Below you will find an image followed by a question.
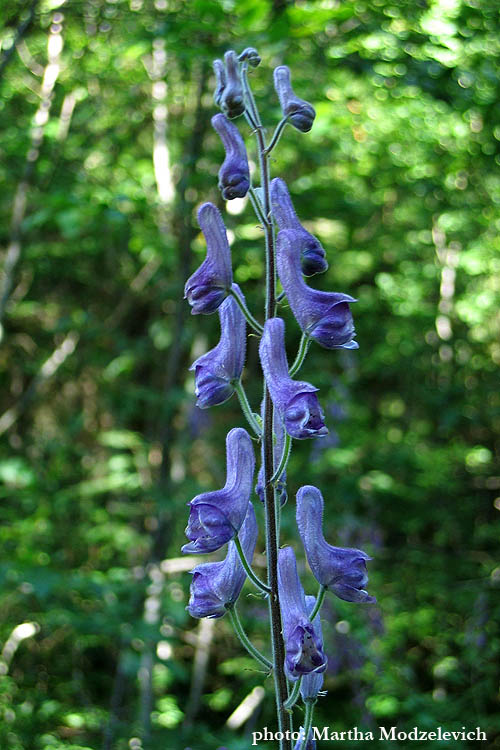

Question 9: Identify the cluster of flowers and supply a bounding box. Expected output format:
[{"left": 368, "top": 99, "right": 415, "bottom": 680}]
[{"left": 181, "top": 48, "right": 374, "bottom": 749}]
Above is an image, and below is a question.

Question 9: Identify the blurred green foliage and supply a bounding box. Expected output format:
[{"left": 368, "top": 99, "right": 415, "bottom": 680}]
[{"left": 0, "top": 0, "right": 499, "bottom": 748}]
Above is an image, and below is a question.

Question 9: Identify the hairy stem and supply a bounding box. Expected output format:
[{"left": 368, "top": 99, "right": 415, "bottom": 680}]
[
  {"left": 270, "top": 431, "right": 292, "bottom": 484},
  {"left": 309, "top": 584, "right": 327, "bottom": 622},
  {"left": 234, "top": 536, "right": 271, "bottom": 594},
  {"left": 234, "top": 380, "right": 262, "bottom": 438},
  {"left": 284, "top": 677, "right": 302, "bottom": 710},
  {"left": 229, "top": 286, "right": 264, "bottom": 334},
  {"left": 302, "top": 700, "right": 316, "bottom": 748},
  {"left": 288, "top": 332, "right": 311, "bottom": 377},
  {"left": 228, "top": 606, "right": 273, "bottom": 671}
]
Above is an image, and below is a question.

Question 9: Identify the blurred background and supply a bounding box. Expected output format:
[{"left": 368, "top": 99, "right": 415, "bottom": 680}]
[{"left": 0, "top": 0, "right": 499, "bottom": 748}]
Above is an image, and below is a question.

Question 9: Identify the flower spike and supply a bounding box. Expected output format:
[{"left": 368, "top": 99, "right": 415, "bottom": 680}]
[
  {"left": 271, "top": 178, "right": 327, "bottom": 276},
  {"left": 277, "top": 230, "right": 358, "bottom": 349},
  {"left": 184, "top": 203, "right": 233, "bottom": 315},
  {"left": 259, "top": 317, "right": 328, "bottom": 440},
  {"left": 212, "top": 113, "right": 250, "bottom": 200},
  {"left": 296, "top": 485, "right": 376, "bottom": 603},
  {"left": 278, "top": 546, "right": 327, "bottom": 681},
  {"left": 189, "top": 283, "right": 246, "bottom": 408},
  {"left": 273, "top": 65, "right": 316, "bottom": 133},
  {"left": 182, "top": 428, "right": 255, "bottom": 554},
  {"left": 187, "top": 502, "right": 258, "bottom": 619}
]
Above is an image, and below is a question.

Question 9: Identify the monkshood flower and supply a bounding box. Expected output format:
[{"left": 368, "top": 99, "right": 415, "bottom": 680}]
[
  {"left": 276, "top": 229, "right": 358, "bottom": 350},
  {"left": 187, "top": 502, "right": 258, "bottom": 618},
  {"left": 189, "top": 283, "right": 246, "bottom": 408},
  {"left": 300, "top": 595, "right": 325, "bottom": 701},
  {"left": 182, "top": 428, "right": 255, "bottom": 554},
  {"left": 259, "top": 317, "right": 328, "bottom": 440},
  {"left": 278, "top": 546, "right": 327, "bottom": 681},
  {"left": 255, "top": 404, "right": 287, "bottom": 506},
  {"left": 270, "top": 178, "right": 327, "bottom": 277},
  {"left": 212, "top": 113, "right": 250, "bottom": 200},
  {"left": 220, "top": 50, "right": 245, "bottom": 119},
  {"left": 184, "top": 203, "right": 232, "bottom": 315},
  {"left": 273, "top": 65, "right": 316, "bottom": 133},
  {"left": 213, "top": 59, "right": 226, "bottom": 107},
  {"left": 296, "top": 485, "right": 375, "bottom": 603}
]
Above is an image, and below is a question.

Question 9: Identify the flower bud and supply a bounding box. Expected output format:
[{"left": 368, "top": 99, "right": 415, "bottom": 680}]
[
  {"left": 184, "top": 203, "right": 233, "bottom": 315},
  {"left": 238, "top": 47, "right": 261, "bottom": 68},
  {"left": 273, "top": 66, "right": 315, "bottom": 133},
  {"left": 213, "top": 59, "right": 226, "bottom": 107},
  {"left": 271, "top": 178, "right": 327, "bottom": 276},
  {"left": 212, "top": 113, "right": 250, "bottom": 200},
  {"left": 220, "top": 50, "right": 245, "bottom": 119}
]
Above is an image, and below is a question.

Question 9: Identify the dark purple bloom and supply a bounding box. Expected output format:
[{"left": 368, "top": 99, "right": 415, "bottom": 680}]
[
  {"left": 187, "top": 502, "right": 258, "bottom": 618},
  {"left": 259, "top": 317, "right": 328, "bottom": 440},
  {"left": 182, "top": 428, "right": 255, "bottom": 554},
  {"left": 270, "top": 178, "right": 327, "bottom": 276},
  {"left": 273, "top": 65, "right": 315, "bottom": 133},
  {"left": 300, "top": 595, "right": 325, "bottom": 700},
  {"left": 277, "top": 230, "right": 358, "bottom": 350},
  {"left": 213, "top": 59, "right": 226, "bottom": 107},
  {"left": 255, "top": 404, "right": 287, "bottom": 506},
  {"left": 296, "top": 485, "right": 375, "bottom": 603},
  {"left": 278, "top": 546, "right": 327, "bottom": 681},
  {"left": 189, "top": 283, "right": 246, "bottom": 408},
  {"left": 220, "top": 50, "right": 245, "bottom": 119},
  {"left": 212, "top": 113, "right": 250, "bottom": 200},
  {"left": 184, "top": 203, "right": 232, "bottom": 315}
]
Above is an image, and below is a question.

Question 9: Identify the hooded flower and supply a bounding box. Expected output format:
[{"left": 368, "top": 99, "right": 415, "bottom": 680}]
[
  {"left": 278, "top": 546, "right": 327, "bottom": 681},
  {"left": 182, "top": 428, "right": 255, "bottom": 554},
  {"left": 189, "top": 283, "right": 246, "bottom": 408},
  {"left": 259, "top": 318, "right": 328, "bottom": 440},
  {"left": 220, "top": 50, "right": 245, "bottom": 119},
  {"left": 273, "top": 65, "right": 316, "bottom": 133},
  {"left": 255, "top": 403, "right": 287, "bottom": 507},
  {"left": 276, "top": 230, "right": 358, "bottom": 350},
  {"left": 184, "top": 203, "right": 233, "bottom": 315},
  {"left": 270, "top": 178, "right": 327, "bottom": 276},
  {"left": 187, "top": 502, "right": 258, "bottom": 619},
  {"left": 300, "top": 595, "right": 325, "bottom": 701},
  {"left": 212, "top": 113, "right": 250, "bottom": 200},
  {"left": 296, "top": 485, "right": 375, "bottom": 603},
  {"left": 213, "top": 59, "right": 226, "bottom": 107}
]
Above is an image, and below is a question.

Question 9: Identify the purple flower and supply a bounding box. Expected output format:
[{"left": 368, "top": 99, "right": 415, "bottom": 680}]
[
  {"left": 259, "top": 317, "right": 328, "bottom": 440},
  {"left": 255, "top": 404, "right": 287, "bottom": 506},
  {"left": 187, "top": 502, "right": 258, "bottom": 618},
  {"left": 220, "top": 50, "right": 245, "bottom": 119},
  {"left": 277, "top": 230, "right": 358, "bottom": 350},
  {"left": 273, "top": 66, "right": 315, "bottom": 133},
  {"left": 189, "top": 283, "right": 246, "bottom": 408},
  {"left": 182, "top": 428, "right": 255, "bottom": 554},
  {"left": 184, "top": 203, "right": 233, "bottom": 315},
  {"left": 212, "top": 113, "right": 250, "bottom": 200},
  {"left": 296, "top": 485, "right": 375, "bottom": 603},
  {"left": 270, "top": 178, "right": 327, "bottom": 276},
  {"left": 278, "top": 546, "right": 327, "bottom": 681},
  {"left": 213, "top": 59, "right": 226, "bottom": 107},
  {"left": 294, "top": 732, "right": 316, "bottom": 750},
  {"left": 300, "top": 595, "right": 325, "bottom": 700}
]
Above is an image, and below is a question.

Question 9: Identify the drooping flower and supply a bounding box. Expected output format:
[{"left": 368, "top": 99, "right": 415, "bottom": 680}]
[
  {"left": 296, "top": 485, "right": 375, "bottom": 603},
  {"left": 259, "top": 317, "right": 328, "bottom": 440},
  {"left": 187, "top": 502, "right": 258, "bottom": 619},
  {"left": 270, "top": 178, "right": 327, "bottom": 276},
  {"left": 255, "top": 403, "right": 287, "bottom": 506},
  {"left": 300, "top": 595, "right": 325, "bottom": 701},
  {"left": 213, "top": 59, "right": 226, "bottom": 107},
  {"left": 182, "top": 428, "right": 255, "bottom": 554},
  {"left": 184, "top": 203, "right": 233, "bottom": 315},
  {"left": 278, "top": 546, "right": 327, "bottom": 681},
  {"left": 212, "top": 113, "right": 250, "bottom": 200},
  {"left": 273, "top": 65, "right": 315, "bottom": 133},
  {"left": 220, "top": 50, "right": 245, "bottom": 119},
  {"left": 276, "top": 230, "right": 358, "bottom": 350},
  {"left": 189, "top": 283, "right": 246, "bottom": 409}
]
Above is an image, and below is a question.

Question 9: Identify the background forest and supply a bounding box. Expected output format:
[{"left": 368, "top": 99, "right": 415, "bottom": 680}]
[{"left": 0, "top": 0, "right": 499, "bottom": 749}]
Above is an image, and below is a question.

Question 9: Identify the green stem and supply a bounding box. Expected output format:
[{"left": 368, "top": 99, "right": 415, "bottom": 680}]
[
  {"left": 309, "top": 584, "right": 327, "bottom": 622},
  {"left": 288, "top": 332, "right": 311, "bottom": 377},
  {"left": 248, "top": 187, "right": 268, "bottom": 227},
  {"left": 229, "top": 286, "right": 263, "bottom": 334},
  {"left": 301, "top": 700, "right": 316, "bottom": 748},
  {"left": 270, "top": 431, "right": 292, "bottom": 484},
  {"left": 228, "top": 605, "right": 272, "bottom": 671},
  {"left": 284, "top": 677, "right": 302, "bottom": 710},
  {"left": 264, "top": 116, "right": 289, "bottom": 156},
  {"left": 241, "top": 62, "right": 262, "bottom": 128},
  {"left": 234, "top": 536, "right": 271, "bottom": 594},
  {"left": 234, "top": 380, "right": 261, "bottom": 438}
]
